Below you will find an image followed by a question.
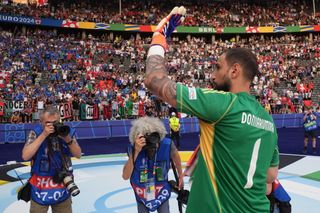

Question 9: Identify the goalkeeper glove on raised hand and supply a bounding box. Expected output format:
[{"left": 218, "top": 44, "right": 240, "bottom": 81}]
[{"left": 151, "top": 6, "right": 186, "bottom": 51}]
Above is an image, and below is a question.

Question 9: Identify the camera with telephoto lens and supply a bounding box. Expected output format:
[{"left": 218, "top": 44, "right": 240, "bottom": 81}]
[
  {"left": 53, "top": 170, "right": 80, "bottom": 197},
  {"left": 51, "top": 121, "right": 70, "bottom": 137}
]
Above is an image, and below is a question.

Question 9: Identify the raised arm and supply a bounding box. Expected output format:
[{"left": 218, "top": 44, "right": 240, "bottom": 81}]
[
  {"left": 145, "top": 55, "right": 177, "bottom": 107},
  {"left": 144, "top": 6, "right": 186, "bottom": 108}
]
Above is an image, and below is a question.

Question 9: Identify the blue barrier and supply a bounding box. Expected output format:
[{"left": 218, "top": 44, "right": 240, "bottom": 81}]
[
  {"left": 0, "top": 115, "right": 319, "bottom": 163},
  {"left": 0, "top": 117, "right": 200, "bottom": 143},
  {"left": 0, "top": 114, "right": 319, "bottom": 143}
]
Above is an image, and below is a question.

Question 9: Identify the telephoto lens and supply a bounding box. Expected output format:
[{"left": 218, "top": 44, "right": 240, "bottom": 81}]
[{"left": 63, "top": 176, "right": 80, "bottom": 196}]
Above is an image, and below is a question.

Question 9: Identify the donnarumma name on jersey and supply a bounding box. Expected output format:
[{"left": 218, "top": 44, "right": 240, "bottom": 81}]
[{"left": 241, "top": 112, "right": 274, "bottom": 133}]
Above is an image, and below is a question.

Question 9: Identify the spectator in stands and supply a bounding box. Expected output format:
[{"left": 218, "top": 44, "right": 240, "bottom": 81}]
[
  {"left": 122, "top": 117, "right": 183, "bottom": 213},
  {"left": 1, "top": 0, "right": 319, "bottom": 27},
  {"left": 125, "top": 96, "right": 134, "bottom": 119},
  {"left": 72, "top": 95, "right": 80, "bottom": 121},
  {"left": 1, "top": 27, "right": 320, "bottom": 123},
  {"left": 22, "top": 106, "right": 81, "bottom": 213},
  {"left": 32, "top": 108, "right": 40, "bottom": 123},
  {"left": 10, "top": 111, "right": 20, "bottom": 123},
  {"left": 264, "top": 100, "right": 272, "bottom": 114},
  {"left": 303, "top": 108, "right": 318, "bottom": 154}
]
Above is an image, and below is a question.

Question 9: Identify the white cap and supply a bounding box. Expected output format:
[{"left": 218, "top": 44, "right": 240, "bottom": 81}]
[{"left": 171, "top": 112, "right": 176, "bottom": 116}]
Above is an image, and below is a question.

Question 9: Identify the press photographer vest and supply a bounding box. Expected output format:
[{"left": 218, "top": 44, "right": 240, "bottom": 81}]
[
  {"left": 304, "top": 114, "right": 317, "bottom": 132},
  {"left": 29, "top": 125, "right": 71, "bottom": 205},
  {"left": 130, "top": 138, "right": 172, "bottom": 212}
]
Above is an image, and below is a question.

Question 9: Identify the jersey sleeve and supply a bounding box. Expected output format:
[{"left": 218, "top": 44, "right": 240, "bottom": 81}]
[
  {"left": 176, "top": 84, "right": 237, "bottom": 123},
  {"left": 270, "top": 146, "right": 279, "bottom": 167}
]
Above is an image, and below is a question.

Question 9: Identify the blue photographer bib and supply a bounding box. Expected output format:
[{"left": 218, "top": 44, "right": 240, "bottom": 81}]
[
  {"left": 304, "top": 114, "right": 317, "bottom": 132},
  {"left": 29, "top": 125, "right": 73, "bottom": 205},
  {"left": 130, "top": 138, "right": 172, "bottom": 212}
]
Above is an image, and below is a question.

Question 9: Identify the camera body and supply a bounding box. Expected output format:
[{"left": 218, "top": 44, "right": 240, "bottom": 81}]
[
  {"left": 144, "top": 132, "right": 161, "bottom": 149},
  {"left": 53, "top": 170, "right": 80, "bottom": 197},
  {"left": 143, "top": 132, "right": 161, "bottom": 159},
  {"left": 50, "top": 121, "right": 70, "bottom": 137},
  {"left": 169, "top": 180, "right": 189, "bottom": 205}
]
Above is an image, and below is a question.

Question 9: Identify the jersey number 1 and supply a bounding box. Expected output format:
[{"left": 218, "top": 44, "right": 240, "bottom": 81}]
[{"left": 244, "top": 138, "right": 261, "bottom": 189}]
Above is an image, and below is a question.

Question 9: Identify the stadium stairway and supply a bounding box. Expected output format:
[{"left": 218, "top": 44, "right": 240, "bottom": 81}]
[
  {"left": 273, "top": 80, "right": 288, "bottom": 97},
  {"left": 312, "top": 73, "right": 320, "bottom": 103}
]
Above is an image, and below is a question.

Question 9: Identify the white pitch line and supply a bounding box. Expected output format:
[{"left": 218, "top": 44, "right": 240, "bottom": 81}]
[{"left": 280, "top": 179, "right": 320, "bottom": 201}]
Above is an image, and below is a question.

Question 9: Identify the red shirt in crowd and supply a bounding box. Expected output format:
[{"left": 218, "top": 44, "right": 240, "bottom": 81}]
[
  {"left": 281, "top": 96, "right": 288, "bottom": 105},
  {"left": 103, "top": 104, "right": 112, "bottom": 120},
  {"left": 304, "top": 100, "right": 312, "bottom": 108},
  {"left": 138, "top": 100, "right": 145, "bottom": 116},
  {"left": 307, "top": 82, "right": 314, "bottom": 91}
]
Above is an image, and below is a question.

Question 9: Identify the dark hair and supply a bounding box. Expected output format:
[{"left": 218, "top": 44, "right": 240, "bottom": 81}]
[{"left": 225, "top": 48, "right": 258, "bottom": 81}]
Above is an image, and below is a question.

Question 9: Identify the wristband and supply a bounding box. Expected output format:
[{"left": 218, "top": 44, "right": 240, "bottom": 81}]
[
  {"left": 150, "top": 33, "right": 168, "bottom": 51},
  {"left": 147, "top": 45, "right": 165, "bottom": 58}
]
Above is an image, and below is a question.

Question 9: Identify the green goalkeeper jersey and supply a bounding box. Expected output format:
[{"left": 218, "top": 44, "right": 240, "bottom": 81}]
[{"left": 177, "top": 84, "right": 279, "bottom": 213}]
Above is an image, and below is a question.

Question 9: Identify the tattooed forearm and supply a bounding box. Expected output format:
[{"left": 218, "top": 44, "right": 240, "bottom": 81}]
[
  {"left": 146, "top": 55, "right": 166, "bottom": 75},
  {"left": 148, "top": 77, "right": 177, "bottom": 105},
  {"left": 145, "top": 55, "right": 177, "bottom": 107}
]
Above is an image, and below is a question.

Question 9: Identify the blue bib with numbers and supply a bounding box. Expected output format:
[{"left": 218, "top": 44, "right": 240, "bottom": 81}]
[
  {"left": 130, "top": 138, "right": 172, "bottom": 212},
  {"left": 29, "top": 125, "right": 71, "bottom": 205},
  {"left": 304, "top": 114, "right": 317, "bottom": 132}
]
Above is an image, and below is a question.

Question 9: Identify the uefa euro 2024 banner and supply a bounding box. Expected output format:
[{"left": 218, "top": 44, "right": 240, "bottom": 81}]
[
  {"left": 0, "top": 14, "right": 38, "bottom": 25},
  {"left": 1, "top": 13, "right": 320, "bottom": 34}
]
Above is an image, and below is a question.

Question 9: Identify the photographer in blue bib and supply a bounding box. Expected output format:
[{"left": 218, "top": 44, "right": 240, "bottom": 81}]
[
  {"left": 22, "top": 106, "right": 82, "bottom": 213},
  {"left": 122, "top": 117, "right": 183, "bottom": 213},
  {"left": 303, "top": 107, "right": 318, "bottom": 154}
]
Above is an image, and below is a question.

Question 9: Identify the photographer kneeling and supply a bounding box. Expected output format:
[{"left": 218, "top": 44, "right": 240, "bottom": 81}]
[
  {"left": 122, "top": 117, "right": 183, "bottom": 213},
  {"left": 22, "top": 106, "right": 82, "bottom": 213}
]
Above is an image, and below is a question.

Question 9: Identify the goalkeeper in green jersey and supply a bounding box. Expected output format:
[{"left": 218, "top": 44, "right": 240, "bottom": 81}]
[{"left": 144, "top": 6, "right": 279, "bottom": 213}]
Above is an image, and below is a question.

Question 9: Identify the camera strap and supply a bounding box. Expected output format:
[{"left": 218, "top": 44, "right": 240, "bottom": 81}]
[
  {"left": 132, "top": 146, "right": 159, "bottom": 180},
  {"left": 152, "top": 152, "right": 158, "bottom": 176},
  {"left": 13, "top": 168, "right": 25, "bottom": 185},
  {"left": 47, "top": 138, "right": 70, "bottom": 173}
]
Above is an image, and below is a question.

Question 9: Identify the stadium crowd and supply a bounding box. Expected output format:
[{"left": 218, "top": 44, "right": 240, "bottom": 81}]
[
  {"left": 0, "top": 0, "right": 319, "bottom": 27},
  {"left": 0, "top": 27, "right": 319, "bottom": 123}
]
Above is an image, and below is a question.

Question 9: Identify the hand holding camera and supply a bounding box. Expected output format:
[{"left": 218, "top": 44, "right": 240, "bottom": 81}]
[
  {"left": 134, "top": 132, "right": 161, "bottom": 159},
  {"left": 51, "top": 121, "right": 70, "bottom": 138},
  {"left": 42, "top": 121, "right": 70, "bottom": 138},
  {"left": 135, "top": 134, "right": 146, "bottom": 153},
  {"left": 42, "top": 122, "right": 55, "bottom": 137}
]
